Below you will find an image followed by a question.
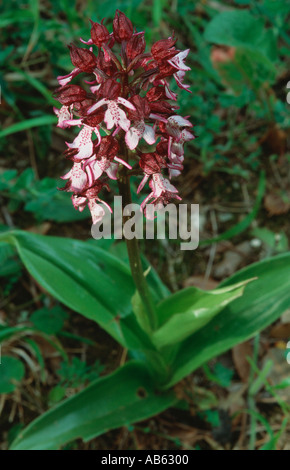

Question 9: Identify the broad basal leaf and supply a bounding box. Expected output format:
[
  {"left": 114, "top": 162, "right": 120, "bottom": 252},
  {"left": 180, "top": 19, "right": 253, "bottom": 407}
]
[
  {"left": 165, "top": 253, "right": 290, "bottom": 388},
  {"left": 10, "top": 361, "right": 176, "bottom": 450},
  {"left": 152, "top": 280, "right": 251, "bottom": 349},
  {"left": 0, "top": 231, "right": 152, "bottom": 351}
]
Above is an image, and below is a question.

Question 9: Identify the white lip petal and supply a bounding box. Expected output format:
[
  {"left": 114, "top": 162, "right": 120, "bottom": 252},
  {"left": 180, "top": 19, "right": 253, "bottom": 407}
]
[
  {"left": 168, "top": 49, "right": 190, "bottom": 71},
  {"left": 143, "top": 125, "right": 156, "bottom": 145},
  {"left": 117, "top": 97, "right": 136, "bottom": 110},
  {"left": 88, "top": 98, "right": 107, "bottom": 114},
  {"left": 125, "top": 127, "right": 141, "bottom": 150}
]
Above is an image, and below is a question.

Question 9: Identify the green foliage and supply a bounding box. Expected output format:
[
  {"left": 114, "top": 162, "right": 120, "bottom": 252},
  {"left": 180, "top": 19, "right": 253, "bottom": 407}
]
[
  {"left": 10, "top": 362, "right": 176, "bottom": 450},
  {"left": 0, "top": 169, "right": 90, "bottom": 222},
  {"left": 165, "top": 252, "right": 290, "bottom": 387},
  {"left": 0, "top": 356, "right": 25, "bottom": 394},
  {"left": 56, "top": 357, "right": 104, "bottom": 388},
  {"left": 204, "top": 10, "right": 277, "bottom": 60},
  {"left": 30, "top": 306, "right": 68, "bottom": 334},
  {"left": 1, "top": 227, "right": 290, "bottom": 448},
  {"left": 1, "top": 0, "right": 290, "bottom": 450},
  {"left": 0, "top": 230, "right": 159, "bottom": 352},
  {"left": 152, "top": 280, "right": 252, "bottom": 349}
]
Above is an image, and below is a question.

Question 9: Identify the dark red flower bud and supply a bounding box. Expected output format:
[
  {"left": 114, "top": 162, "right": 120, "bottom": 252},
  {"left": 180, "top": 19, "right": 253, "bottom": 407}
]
[
  {"left": 83, "top": 112, "right": 104, "bottom": 127},
  {"left": 113, "top": 10, "right": 133, "bottom": 42},
  {"left": 156, "top": 141, "right": 168, "bottom": 156},
  {"left": 90, "top": 20, "right": 110, "bottom": 47},
  {"left": 139, "top": 153, "right": 166, "bottom": 175},
  {"left": 69, "top": 44, "right": 97, "bottom": 73},
  {"left": 98, "top": 78, "right": 121, "bottom": 100},
  {"left": 151, "top": 37, "right": 177, "bottom": 62},
  {"left": 95, "top": 135, "right": 119, "bottom": 160},
  {"left": 96, "top": 50, "right": 118, "bottom": 77},
  {"left": 85, "top": 180, "right": 110, "bottom": 199},
  {"left": 126, "top": 32, "right": 146, "bottom": 60},
  {"left": 128, "top": 95, "right": 150, "bottom": 120},
  {"left": 73, "top": 98, "right": 95, "bottom": 116},
  {"left": 53, "top": 85, "right": 87, "bottom": 105},
  {"left": 150, "top": 101, "right": 177, "bottom": 115},
  {"left": 146, "top": 86, "right": 167, "bottom": 102},
  {"left": 156, "top": 62, "right": 176, "bottom": 79}
]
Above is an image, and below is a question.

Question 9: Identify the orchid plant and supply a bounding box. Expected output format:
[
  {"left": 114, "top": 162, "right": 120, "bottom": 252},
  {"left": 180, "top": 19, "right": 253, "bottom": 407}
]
[{"left": 2, "top": 11, "right": 290, "bottom": 450}]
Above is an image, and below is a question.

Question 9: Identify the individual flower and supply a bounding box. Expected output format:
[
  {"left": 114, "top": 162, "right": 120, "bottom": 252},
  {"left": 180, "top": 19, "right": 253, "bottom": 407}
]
[
  {"left": 60, "top": 161, "right": 88, "bottom": 192},
  {"left": 84, "top": 135, "right": 132, "bottom": 182},
  {"left": 89, "top": 20, "right": 110, "bottom": 47},
  {"left": 140, "top": 173, "right": 181, "bottom": 218},
  {"left": 72, "top": 181, "right": 112, "bottom": 224},
  {"left": 65, "top": 125, "right": 101, "bottom": 160},
  {"left": 113, "top": 10, "right": 133, "bottom": 42},
  {"left": 88, "top": 79, "right": 136, "bottom": 132},
  {"left": 53, "top": 105, "right": 73, "bottom": 128},
  {"left": 125, "top": 96, "right": 155, "bottom": 150}
]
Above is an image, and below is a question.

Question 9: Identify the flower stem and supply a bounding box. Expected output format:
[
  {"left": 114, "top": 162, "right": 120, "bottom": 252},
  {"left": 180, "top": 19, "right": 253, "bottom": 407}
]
[{"left": 117, "top": 148, "right": 157, "bottom": 332}]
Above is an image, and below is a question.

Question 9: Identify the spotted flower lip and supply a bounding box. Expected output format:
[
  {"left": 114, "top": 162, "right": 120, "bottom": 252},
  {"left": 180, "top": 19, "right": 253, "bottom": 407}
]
[
  {"left": 88, "top": 97, "right": 136, "bottom": 132},
  {"left": 168, "top": 49, "right": 191, "bottom": 71},
  {"left": 54, "top": 10, "right": 194, "bottom": 224},
  {"left": 54, "top": 105, "right": 73, "bottom": 128},
  {"left": 60, "top": 162, "right": 88, "bottom": 192},
  {"left": 140, "top": 173, "right": 182, "bottom": 219},
  {"left": 65, "top": 125, "right": 101, "bottom": 160}
]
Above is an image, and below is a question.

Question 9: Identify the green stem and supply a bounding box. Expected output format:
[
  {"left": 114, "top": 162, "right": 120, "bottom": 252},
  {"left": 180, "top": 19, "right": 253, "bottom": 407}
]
[{"left": 117, "top": 164, "right": 158, "bottom": 332}]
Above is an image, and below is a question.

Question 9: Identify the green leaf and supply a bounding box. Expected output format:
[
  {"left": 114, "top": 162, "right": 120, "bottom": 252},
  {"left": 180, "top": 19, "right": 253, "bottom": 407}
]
[
  {"left": 48, "top": 385, "right": 66, "bottom": 404},
  {"left": 0, "top": 242, "right": 21, "bottom": 277},
  {"left": 24, "top": 180, "right": 91, "bottom": 222},
  {"left": 152, "top": 280, "right": 251, "bottom": 349},
  {"left": 132, "top": 290, "right": 151, "bottom": 333},
  {"left": 0, "top": 356, "right": 25, "bottom": 394},
  {"left": 0, "top": 230, "right": 152, "bottom": 351},
  {"left": 30, "top": 306, "right": 68, "bottom": 335},
  {"left": 10, "top": 361, "right": 176, "bottom": 450},
  {"left": 165, "top": 252, "right": 290, "bottom": 388},
  {"left": 0, "top": 326, "right": 29, "bottom": 343},
  {"left": 204, "top": 10, "right": 277, "bottom": 60},
  {"left": 0, "top": 169, "right": 17, "bottom": 190},
  {"left": 0, "top": 116, "right": 56, "bottom": 139}
]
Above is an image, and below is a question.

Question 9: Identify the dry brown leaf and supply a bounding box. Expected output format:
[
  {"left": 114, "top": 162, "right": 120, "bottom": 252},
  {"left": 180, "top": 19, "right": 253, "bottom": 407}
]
[
  {"left": 26, "top": 222, "right": 52, "bottom": 235},
  {"left": 264, "top": 191, "right": 290, "bottom": 216},
  {"left": 232, "top": 341, "right": 253, "bottom": 382},
  {"left": 183, "top": 275, "right": 219, "bottom": 290},
  {"left": 262, "top": 124, "right": 287, "bottom": 156},
  {"left": 270, "top": 322, "right": 290, "bottom": 339}
]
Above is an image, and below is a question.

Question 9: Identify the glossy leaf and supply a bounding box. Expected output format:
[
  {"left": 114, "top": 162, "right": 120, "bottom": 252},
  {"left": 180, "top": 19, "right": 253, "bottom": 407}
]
[
  {"left": 165, "top": 253, "right": 290, "bottom": 388},
  {"left": 11, "top": 361, "right": 176, "bottom": 450},
  {"left": 0, "top": 230, "right": 152, "bottom": 351},
  {"left": 152, "top": 280, "right": 251, "bottom": 349}
]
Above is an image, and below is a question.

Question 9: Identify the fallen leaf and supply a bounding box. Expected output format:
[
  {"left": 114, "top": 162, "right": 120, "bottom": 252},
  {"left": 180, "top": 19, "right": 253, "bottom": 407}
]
[
  {"left": 183, "top": 276, "right": 219, "bottom": 290},
  {"left": 232, "top": 341, "right": 253, "bottom": 382},
  {"left": 270, "top": 323, "right": 290, "bottom": 339},
  {"left": 264, "top": 191, "right": 290, "bottom": 216}
]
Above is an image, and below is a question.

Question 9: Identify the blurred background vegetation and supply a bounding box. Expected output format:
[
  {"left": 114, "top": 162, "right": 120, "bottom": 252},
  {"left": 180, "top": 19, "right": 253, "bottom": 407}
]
[{"left": 0, "top": 0, "right": 290, "bottom": 450}]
